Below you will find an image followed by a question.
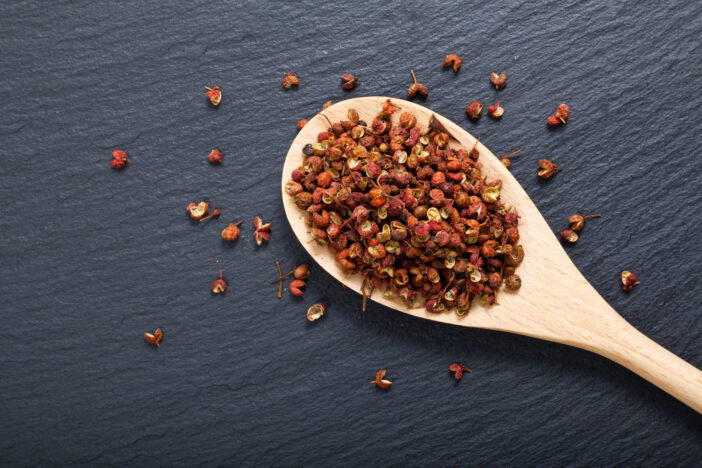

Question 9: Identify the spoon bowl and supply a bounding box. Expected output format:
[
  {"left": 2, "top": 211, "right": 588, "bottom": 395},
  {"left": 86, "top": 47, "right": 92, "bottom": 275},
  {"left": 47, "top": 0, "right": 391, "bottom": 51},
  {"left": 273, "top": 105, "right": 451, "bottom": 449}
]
[{"left": 282, "top": 96, "right": 702, "bottom": 412}]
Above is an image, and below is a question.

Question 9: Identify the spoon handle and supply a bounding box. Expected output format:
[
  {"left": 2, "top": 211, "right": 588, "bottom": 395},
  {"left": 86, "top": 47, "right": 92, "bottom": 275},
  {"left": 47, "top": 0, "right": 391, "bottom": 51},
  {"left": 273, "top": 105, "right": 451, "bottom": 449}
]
[{"left": 584, "top": 316, "right": 702, "bottom": 413}]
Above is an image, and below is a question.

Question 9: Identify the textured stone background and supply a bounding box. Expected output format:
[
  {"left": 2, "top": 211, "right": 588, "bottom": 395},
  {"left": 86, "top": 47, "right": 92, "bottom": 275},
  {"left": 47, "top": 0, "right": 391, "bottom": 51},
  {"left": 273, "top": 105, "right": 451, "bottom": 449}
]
[{"left": 1, "top": 0, "right": 702, "bottom": 466}]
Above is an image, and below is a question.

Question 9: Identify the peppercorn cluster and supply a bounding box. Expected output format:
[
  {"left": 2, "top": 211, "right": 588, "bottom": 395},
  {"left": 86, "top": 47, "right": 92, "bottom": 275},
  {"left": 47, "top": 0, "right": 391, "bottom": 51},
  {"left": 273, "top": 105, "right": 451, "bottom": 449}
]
[{"left": 285, "top": 100, "right": 524, "bottom": 314}]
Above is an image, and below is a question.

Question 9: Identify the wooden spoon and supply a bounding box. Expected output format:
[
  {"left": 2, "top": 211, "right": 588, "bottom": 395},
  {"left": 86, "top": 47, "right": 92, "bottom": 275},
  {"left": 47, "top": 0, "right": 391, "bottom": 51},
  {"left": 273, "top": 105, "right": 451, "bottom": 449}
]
[{"left": 281, "top": 96, "right": 702, "bottom": 413}]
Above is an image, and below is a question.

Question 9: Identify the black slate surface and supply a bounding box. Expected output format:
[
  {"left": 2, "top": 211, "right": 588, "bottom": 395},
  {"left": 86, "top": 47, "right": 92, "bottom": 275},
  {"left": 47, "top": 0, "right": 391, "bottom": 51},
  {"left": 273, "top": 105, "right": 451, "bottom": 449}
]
[{"left": 1, "top": 0, "right": 702, "bottom": 465}]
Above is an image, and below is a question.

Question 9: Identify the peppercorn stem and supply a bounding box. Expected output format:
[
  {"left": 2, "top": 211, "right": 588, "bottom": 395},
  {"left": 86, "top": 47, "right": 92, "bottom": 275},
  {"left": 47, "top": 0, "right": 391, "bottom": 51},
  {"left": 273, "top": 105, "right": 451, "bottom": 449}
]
[
  {"left": 501, "top": 148, "right": 523, "bottom": 159},
  {"left": 269, "top": 269, "right": 295, "bottom": 284},
  {"left": 275, "top": 261, "right": 284, "bottom": 299},
  {"left": 200, "top": 209, "right": 221, "bottom": 222},
  {"left": 410, "top": 69, "right": 417, "bottom": 85},
  {"left": 582, "top": 214, "right": 602, "bottom": 219}
]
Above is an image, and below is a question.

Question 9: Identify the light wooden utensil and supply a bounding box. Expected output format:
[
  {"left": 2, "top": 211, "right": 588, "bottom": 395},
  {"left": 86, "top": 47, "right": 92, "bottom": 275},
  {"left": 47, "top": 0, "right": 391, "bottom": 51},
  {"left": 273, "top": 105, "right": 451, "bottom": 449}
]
[{"left": 281, "top": 96, "right": 702, "bottom": 413}]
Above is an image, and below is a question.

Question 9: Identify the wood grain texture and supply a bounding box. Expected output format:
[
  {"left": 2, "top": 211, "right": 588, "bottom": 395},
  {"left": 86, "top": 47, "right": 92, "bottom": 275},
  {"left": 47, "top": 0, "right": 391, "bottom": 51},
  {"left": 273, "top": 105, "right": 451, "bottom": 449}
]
[{"left": 282, "top": 96, "right": 702, "bottom": 413}]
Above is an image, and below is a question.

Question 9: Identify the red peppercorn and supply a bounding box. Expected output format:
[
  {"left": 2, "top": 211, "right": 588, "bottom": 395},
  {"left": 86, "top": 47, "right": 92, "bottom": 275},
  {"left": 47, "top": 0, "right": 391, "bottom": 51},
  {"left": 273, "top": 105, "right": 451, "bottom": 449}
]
[
  {"left": 289, "top": 279, "right": 306, "bottom": 296},
  {"left": 556, "top": 103, "right": 570, "bottom": 123},
  {"left": 407, "top": 69, "right": 428, "bottom": 99},
  {"left": 449, "top": 363, "right": 472, "bottom": 380},
  {"left": 205, "top": 86, "right": 221, "bottom": 106},
  {"left": 207, "top": 149, "right": 223, "bottom": 164},
  {"left": 212, "top": 269, "right": 227, "bottom": 294},
  {"left": 442, "top": 54, "right": 462, "bottom": 72},
  {"left": 490, "top": 72, "right": 507, "bottom": 89},
  {"left": 621, "top": 271, "right": 640, "bottom": 291},
  {"left": 282, "top": 72, "right": 300, "bottom": 89},
  {"left": 297, "top": 119, "right": 308, "bottom": 131},
  {"left": 144, "top": 328, "right": 163, "bottom": 347},
  {"left": 341, "top": 73, "right": 360, "bottom": 90},
  {"left": 110, "top": 150, "right": 129, "bottom": 169},
  {"left": 487, "top": 103, "right": 504, "bottom": 119},
  {"left": 547, "top": 115, "right": 561, "bottom": 126},
  {"left": 466, "top": 101, "right": 483, "bottom": 119}
]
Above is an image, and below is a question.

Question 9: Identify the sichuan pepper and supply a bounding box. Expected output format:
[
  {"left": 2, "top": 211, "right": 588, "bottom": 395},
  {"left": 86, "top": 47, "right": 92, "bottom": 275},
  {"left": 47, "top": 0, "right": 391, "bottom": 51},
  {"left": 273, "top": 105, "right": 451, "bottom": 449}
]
[
  {"left": 297, "top": 119, "right": 308, "bottom": 131},
  {"left": 537, "top": 159, "right": 562, "bottom": 179},
  {"left": 307, "top": 303, "right": 328, "bottom": 321},
  {"left": 449, "top": 363, "right": 472, "bottom": 380},
  {"left": 547, "top": 103, "right": 570, "bottom": 125},
  {"left": 110, "top": 150, "right": 130, "bottom": 169},
  {"left": 621, "top": 271, "right": 640, "bottom": 291},
  {"left": 569, "top": 214, "right": 601, "bottom": 231},
  {"left": 499, "top": 148, "right": 523, "bottom": 169},
  {"left": 285, "top": 104, "right": 524, "bottom": 315},
  {"left": 466, "top": 101, "right": 483, "bottom": 119},
  {"left": 253, "top": 216, "right": 271, "bottom": 246},
  {"left": 144, "top": 328, "right": 163, "bottom": 347},
  {"left": 205, "top": 86, "right": 221, "bottom": 106},
  {"left": 490, "top": 72, "right": 507, "bottom": 89},
  {"left": 208, "top": 149, "right": 223, "bottom": 164},
  {"left": 289, "top": 279, "right": 306, "bottom": 297},
  {"left": 284, "top": 101, "right": 525, "bottom": 313},
  {"left": 187, "top": 201, "right": 209, "bottom": 220},
  {"left": 442, "top": 54, "right": 462, "bottom": 72},
  {"left": 407, "top": 69, "right": 428, "bottom": 99},
  {"left": 341, "top": 73, "right": 360, "bottom": 90},
  {"left": 561, "top": 214, "right": 601, "bottom": 242},
  {"left": 487, "top": 103, "right": 504, "bottom": 119},
  {"left": 212, "top": 269, "right": 227, "bottom": 294},
  {"left": 221, "top": 220, "right": 243, "bottom": 241},
  {"left": 294, "top": 264, "right": 311, "bottom": 279},
  {"left": 282, "top": 72, "right": 299, "bottom": 89},
  {"left": 370, "top": 369, "right": 392, "bottom": 389}
]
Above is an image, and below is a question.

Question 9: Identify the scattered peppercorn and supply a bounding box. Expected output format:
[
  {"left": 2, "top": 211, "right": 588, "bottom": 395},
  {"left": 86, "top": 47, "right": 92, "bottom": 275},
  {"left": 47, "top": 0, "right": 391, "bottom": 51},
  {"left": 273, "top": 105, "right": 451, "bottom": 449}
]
[
  {"left": 212, "top": 269, "right": 227, "bottom": 294},
  {"left": 199, "top": 208, "right": 221, "bottom": 222},
  {"left": 407, "top": 69, "right": 428, "bottom": 99},
  {"left": 556, "top": 103, "right": 570, "bottom": 123},
  {"left": 621, "top": 271, "right": 640, "bottom": 291},
  {"left": 487, "top": 103, "right": 504, "bottom": 119},
  {"left": 221, "top": 220, "right": 243, "bottom": 241},
  {"left": 297, "top": 119, "right": 308, "bottom": 132},
  {"left": 253, "top": 216, "right": 271, "bottom": 246},
  {"left": 207, "top": 149, "right": 223, "bottom": 164},
  {"left": 547, "top": 103, "right": 570, "bottom": 126},
  {"left": 490, "top": 72, "right": 507, "bottom": 89},
  {"left": 282, "top": 72, "right": 300, "bottom": 89},
  {"left": 285, "top": 103, "right": 525, "bottom": 313},
  {"left": 537, "top": 159, "right": 562, "bottom": 179},
  {"left": 187, "top": 201, "right": 209, "bottom": 220},
  {"left": 294, "top": 264, "right": 311, "bottom": 280},
  {"left": 499, "top": 148, "right": 523, "bottom": 169},
  {"left": 289, "top": 279, "right": 306, "bottom": 297},
  {"left": 341, "top": 73, "right": 360, "bottom": 90},
  {"left": 144, "top": 328, "right": 163, "bottom": 347},
  {"left": 205, "top": 86, "right": 221, "bottom": 106},
  {"left": 110, "top": 150, "right": 130, "bottom": 169},
  {"left": 442, "top": 54, "right": 462, "bottom": 72},
  {"left": 307, "top": 303, "right": 328, "bottom": 321},
  {"left": 568, "top": 214, "right": 601, "bottom": 232},
  {"left": 560, "top": 229, "right": 579, "bottom": 243},
  {"left": 547, "top": 115, "right": 561, "bottom": 126},
  {"left": 466, "top": 101, "right": 483, "bottom": 119},
  {"left": 370, "top": 369, "right": 392, "bottom": 389},
  {"left": 449, "top": 362, "right": 472, "bottom": 380}
]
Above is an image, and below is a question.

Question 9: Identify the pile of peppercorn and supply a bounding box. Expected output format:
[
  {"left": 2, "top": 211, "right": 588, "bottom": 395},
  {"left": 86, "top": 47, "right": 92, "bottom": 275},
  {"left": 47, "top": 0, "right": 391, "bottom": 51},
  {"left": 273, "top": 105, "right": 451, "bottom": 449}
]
[{"left": 285, "top": 99, "right": 523, "bottom": 314}]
